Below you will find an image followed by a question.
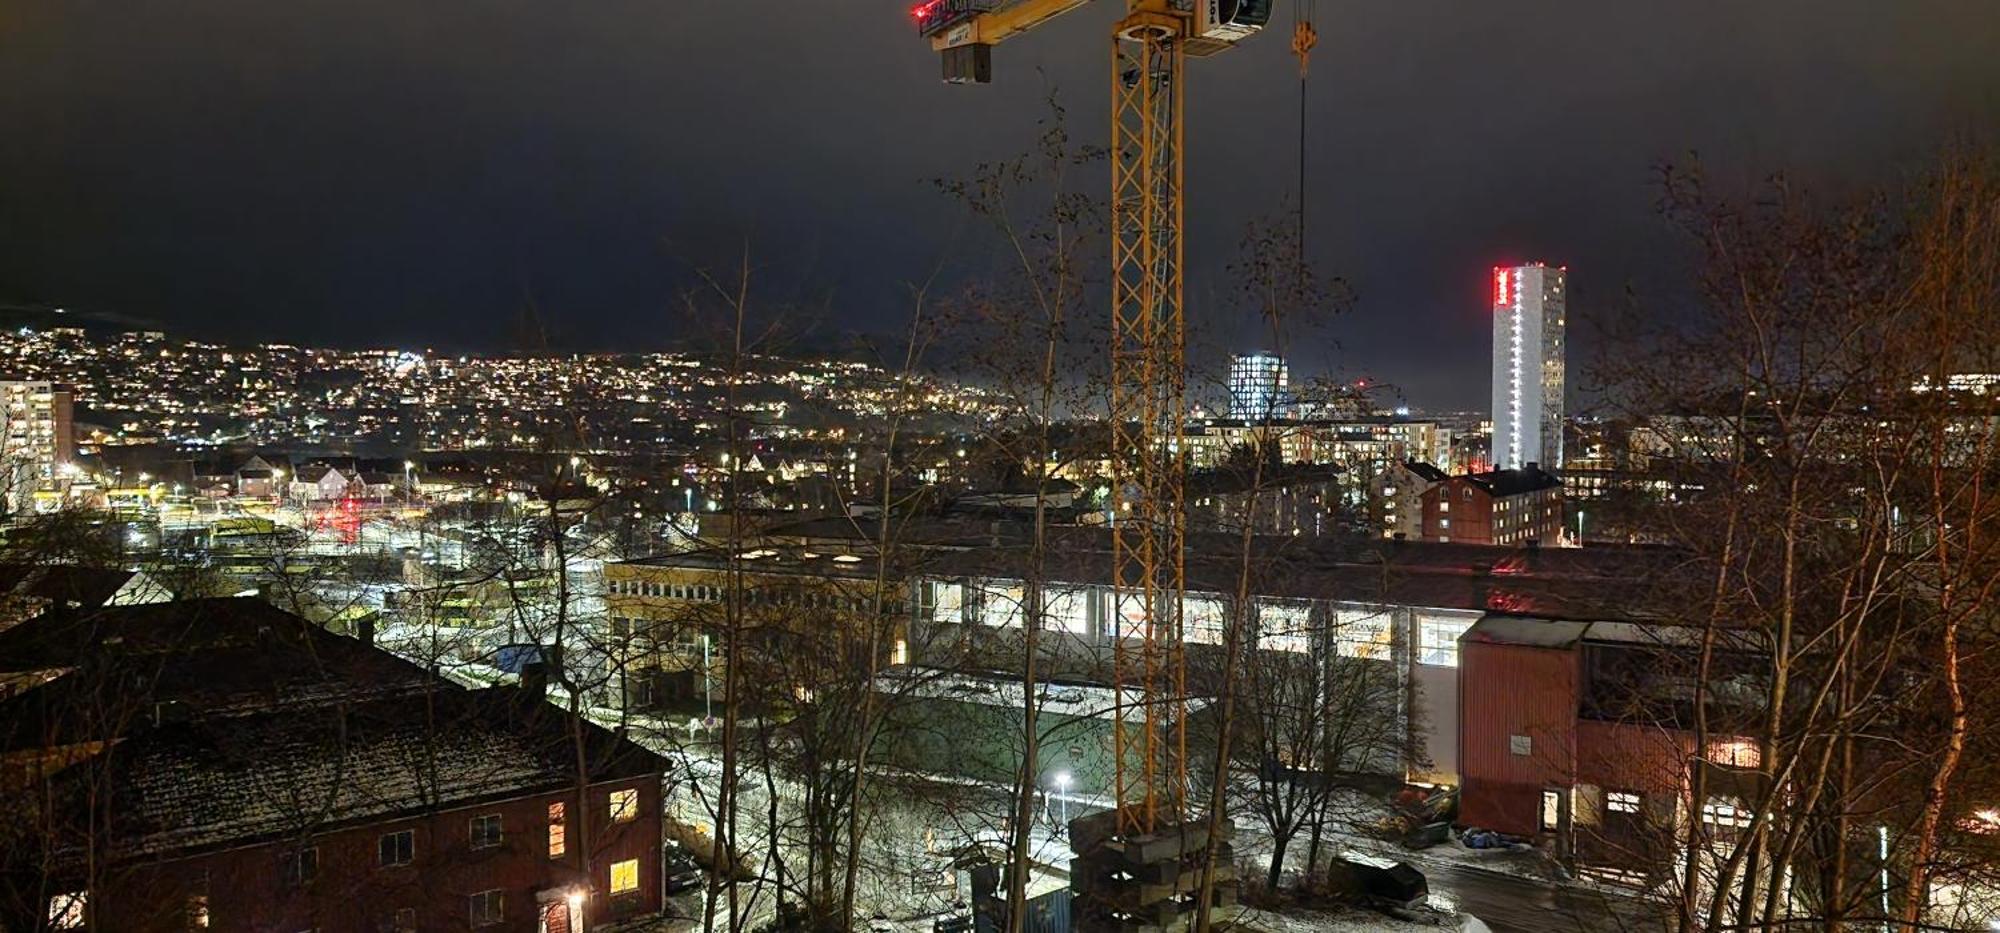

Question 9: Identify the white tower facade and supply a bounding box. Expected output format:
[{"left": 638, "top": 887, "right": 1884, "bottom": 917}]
[{"left": 1490, "top": 264, "right": 1565, "bottom": 469}]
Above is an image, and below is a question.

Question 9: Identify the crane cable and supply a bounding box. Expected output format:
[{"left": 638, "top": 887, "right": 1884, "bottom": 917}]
[{"left": 1291, "top": 0, "right": 1317, "bottom": 280}]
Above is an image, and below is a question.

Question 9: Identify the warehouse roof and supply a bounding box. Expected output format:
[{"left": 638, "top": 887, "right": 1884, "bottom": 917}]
[{"left": 616, "top": 528, "right": 1695, "bottom": 625}]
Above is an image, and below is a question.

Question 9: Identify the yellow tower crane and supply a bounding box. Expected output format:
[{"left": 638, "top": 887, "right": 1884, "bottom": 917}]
[{"left": 913, "top": 0, "right": 1273, "bottom": 839}]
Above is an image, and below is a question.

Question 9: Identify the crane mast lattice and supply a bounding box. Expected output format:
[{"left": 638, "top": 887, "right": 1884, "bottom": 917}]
[{"left": 914, "top": 0, "right": 1270, "bottom": 842}]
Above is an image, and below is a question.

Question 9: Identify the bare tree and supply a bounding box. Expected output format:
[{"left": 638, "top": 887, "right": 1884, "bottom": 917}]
[
  {"left": 934, "top": 88, "right": 1105, "bottom": 933},
  {"left": 1591, "top": 145, "right": 2000, "bottom": 931}
]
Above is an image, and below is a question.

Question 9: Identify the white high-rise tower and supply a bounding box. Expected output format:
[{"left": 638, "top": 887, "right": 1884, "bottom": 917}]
[{"left": 1490, "top": 264, "right": 1565, "bottom": 470}]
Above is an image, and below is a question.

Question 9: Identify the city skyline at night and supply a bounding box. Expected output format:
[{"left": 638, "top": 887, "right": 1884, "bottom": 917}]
[
  {"left": 4, "top": 3, "right": 1997, "bottom": 407},
  {"left": 3, "top": 5, "right": 1999, "bottom": 932}
]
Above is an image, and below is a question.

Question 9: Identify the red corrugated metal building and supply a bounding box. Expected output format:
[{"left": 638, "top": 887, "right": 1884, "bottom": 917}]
[{"left": 1457, "top": 618, "right": 1587, "bottom": 837}]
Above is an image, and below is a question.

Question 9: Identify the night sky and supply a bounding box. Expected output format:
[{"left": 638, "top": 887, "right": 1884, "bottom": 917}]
[{"left": 3, "top": 2, "right": 1996, "bottom": 408}]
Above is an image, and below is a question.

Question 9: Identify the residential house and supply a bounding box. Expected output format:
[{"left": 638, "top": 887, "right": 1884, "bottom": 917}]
[
  {"left": 1420, "top": 464, "right": 1565, "bottom": 546},
  {"left": 1373, "top": 460, "right": 1448, "bottom": 540},
  {"left": 0, "top": 597, "right": 669, "bottom": 932}
]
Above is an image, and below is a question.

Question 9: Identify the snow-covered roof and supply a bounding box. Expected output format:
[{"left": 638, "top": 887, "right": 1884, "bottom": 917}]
[
  {"left": 876, "top": 668, "right": 1208, "bottom": 720},
  {"left": 70, "top": 687, "right": 663, "bottom": 861}
]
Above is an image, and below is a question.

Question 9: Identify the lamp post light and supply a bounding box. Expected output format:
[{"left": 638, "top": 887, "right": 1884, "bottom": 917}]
[
  {"left": 702, "top": 634, "right": 714, "bottom": 723},
  {"left": 1052, "top": 771, "right": 1071, "bottom": 833}
]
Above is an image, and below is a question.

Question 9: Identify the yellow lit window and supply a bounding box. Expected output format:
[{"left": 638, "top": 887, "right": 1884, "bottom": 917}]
[
  {"left": 48, "top": 891, "right": 86, "bottom": 930},
  {"left": 548, "top": 802, "right": 567, "bottom": 858},
  {"left": 609, "top": 788, "right": 638, "bottom": 823},
  {"left": 611, "top": 858, "right": 640, "bottom": 894}
]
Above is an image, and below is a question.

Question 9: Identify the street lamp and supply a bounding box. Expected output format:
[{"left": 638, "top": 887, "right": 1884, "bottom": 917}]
[
  {"left": 1052, "top": 771, "right": 1071, "bottom": 832},
  {"left": 701, "top": 634, "right": 714, "bottom": 723}
]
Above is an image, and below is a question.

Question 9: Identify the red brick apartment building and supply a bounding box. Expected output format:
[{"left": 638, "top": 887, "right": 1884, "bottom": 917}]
[
  {"left": 0, "top": 597, "right": 668, "bottom": 932},
  {"left": 1421, "top": 464, "right": 1564, "bottom": 546}
]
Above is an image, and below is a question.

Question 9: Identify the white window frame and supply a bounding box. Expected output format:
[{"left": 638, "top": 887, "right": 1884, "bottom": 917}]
[
  {"left": 1041, "top": 586, "right": 1092, "bottom": 635},
  {"left": 1257, "top": 600, "right": 1313, "bottom": 654},
  {"left": 470, "top": 813, "right": 503, "bottom": 849},
  {"left": 1416, "top": 613, "right": 1474, "bottom": 667},
  {"left": 548, "top": 801, "right": 567, "bottom": 858},
  {"left": 1540, "top": 789, "right": 1563, "bottom": 832},
  {"left": 284, "top": 845, "right": 319, "bottom": 886},
  {"left": 1332, "top": 608, "right": 1392, "bottom": 660},
  {"left": 1607, "top": 790, "right": 1641, "bottom": 814},
  {"left": 977, "top": 580, "right": 1024, "bottom": 628},
  {"left": 469, "top": 889, "right": 504, "bottom": 927},
  {"left": 609, "top": 787, "right": 639, "bottom": 823},
  {"left": 1702, "top": 796, "right": 1753, "bottom": 829},
  {"left": 1182, "top": 594, "right": 1227, "bottom": 646},
  {"left": 1107, "top": 590, "right": 1149, "bottom": 640},
  {"left": 378, "top": 829, "right": 414, "bottom": 867},
  {"left": 611, "top": 857, "right": 642, "bottom": 895}
]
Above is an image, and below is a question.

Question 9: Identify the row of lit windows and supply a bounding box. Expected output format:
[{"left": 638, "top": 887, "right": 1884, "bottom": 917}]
[
  {"left": 43, "top": 789, "right": 650, "bottom": 930},
  {"left": 610, "top": 578, "right": 895, "bottom": 615},
  {"left": 609, "top": 578, "right": 723, "bottom": 601},
  {"left": 925, "top": 580, "right": 1476, "bottom": 667}
]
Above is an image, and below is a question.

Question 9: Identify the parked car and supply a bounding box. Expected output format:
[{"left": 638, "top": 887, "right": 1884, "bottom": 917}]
[{"left": 665, "top": 844, "right": 704, "bottom": 894}]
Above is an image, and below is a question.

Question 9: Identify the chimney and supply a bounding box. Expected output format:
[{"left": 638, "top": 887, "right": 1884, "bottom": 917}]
[
  {"left": 1524, "top": 461, "right": 1539, "bottom": 473},
  {"left": 151, "top": 699, "right": 192, "bottom": 728},
  {"left": 520, "top": 661, "right": 549, "bottom": 703},
  {"left": 357, "top": 614, "right": 375, "bottom": 647}
]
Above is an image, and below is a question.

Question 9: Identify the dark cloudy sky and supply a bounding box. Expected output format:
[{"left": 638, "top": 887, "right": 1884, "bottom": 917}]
[{"left": 2, "top": 2, "right": 1996, "bottom": 408}]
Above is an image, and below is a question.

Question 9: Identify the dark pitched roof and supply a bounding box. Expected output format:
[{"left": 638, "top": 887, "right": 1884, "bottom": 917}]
[
  {"left": 1186, "top": 462, "right": 1343, "bottom": 496},
  {"left": 0, "top": 564, "right": 141, "bottom": 610},
  {"left": 1463, "top": 465, "right": 1563, "bottom": 497},
  {"left": 354, "top": 457, "right": 411, "bottom": 474},
  {"left": 632, "top": 526, "right": 1692, "bottom": 624},
  {"left": 0, "top": 598, "right": 438, "bottom": 750},
  {"left": 50, "top": 686, "right": 666, "bottom": 862},
  {"left": 1403, "top": 461, "right": 1449, "bottom": 483},
  {"left": 295, "top": 464, "right": 344, "bottom": 482}
]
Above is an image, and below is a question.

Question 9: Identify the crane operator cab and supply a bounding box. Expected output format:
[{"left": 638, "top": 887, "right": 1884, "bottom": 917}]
[{"left": 1195, "top": 0, "right": 1273, "bottom": 45}]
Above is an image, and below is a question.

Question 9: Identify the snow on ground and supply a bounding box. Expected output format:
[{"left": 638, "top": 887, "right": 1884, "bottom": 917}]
[
  {"left": 1345, "top": 830, "right": 1556, "bottom": 886},
  {"left": 1224, "top": 903, "right": 1468, "bottom": 933},
  {"left": 593, "top": 707, "right": 1553, "bottom": 930}
]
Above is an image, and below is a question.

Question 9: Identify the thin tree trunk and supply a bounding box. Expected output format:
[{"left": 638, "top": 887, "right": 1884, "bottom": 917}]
[
  {"left": 1900, "top": 455, "right": 1976, "bottom": 926},
  {"left": 1265, "top": 831, "right": 1291, "bottom": 892},
  {"left": 841, "top": 281, "right": 933, "bottom": 926},
  {"left": 1194, "top": 443, "right": 1266, "bottom": 932}
]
